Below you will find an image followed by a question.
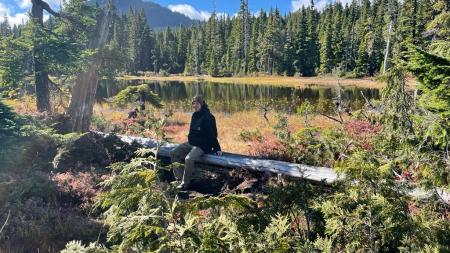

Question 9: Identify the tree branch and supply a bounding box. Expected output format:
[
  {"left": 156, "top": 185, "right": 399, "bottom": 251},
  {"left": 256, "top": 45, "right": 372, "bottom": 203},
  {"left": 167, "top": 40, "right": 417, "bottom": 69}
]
[
  {"left": 360, "top": 90, "right": 375, "bottom": 109},
  {"left": 0, "top": 211, "right": 10, "bottom": 235},
  {"left": 38, "top": 0, "right": 60, "bottom": 17},
  {"left": 318, "top": 112, "right": 343, "bottom": 124},
  {"left": 48, "top": 77, "right": 69, "bottom": 98},
  {"left": 36, "top": 0, "right": 84, "bottom": 27}
]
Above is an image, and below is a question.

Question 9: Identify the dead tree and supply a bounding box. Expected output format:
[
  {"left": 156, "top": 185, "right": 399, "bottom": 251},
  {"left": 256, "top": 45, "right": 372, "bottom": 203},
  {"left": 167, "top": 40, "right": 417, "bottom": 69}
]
[
  {"left": 66, "top": 1, "right": 114, "bottom": 132},
  {"left": 31, "top": 0, "right": 83, "bottom": 113},
  {"left": 258, "top": 100, "right": 272, "bottom": 122},
  {"left": 318, "top": 79, "right": 351, "bottom": 126},
  {"left": 31, "top": 0, "right": 60, "bottom": 113},
  {"left": 383, "top": 20, "right": 393, "bottom": 74}
]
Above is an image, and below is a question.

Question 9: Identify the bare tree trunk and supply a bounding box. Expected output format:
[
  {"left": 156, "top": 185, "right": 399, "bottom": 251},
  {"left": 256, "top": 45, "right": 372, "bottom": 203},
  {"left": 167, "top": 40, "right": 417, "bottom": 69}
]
[
  {"left": 31, "top": 0, "right": 50, "bottom": 112},
  {"left": 243, "top": 0, "right": 249, "bottom": 74},
  {"left": 67, "top": 3, "right": 113, "bottom": 132},
  {"left": 383, "top": 20, "right": 393, "bottom": 74}
]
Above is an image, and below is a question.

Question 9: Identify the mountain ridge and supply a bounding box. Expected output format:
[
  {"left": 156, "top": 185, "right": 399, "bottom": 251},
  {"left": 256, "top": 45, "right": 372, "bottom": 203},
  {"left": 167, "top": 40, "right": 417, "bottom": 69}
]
[{"left": 93, "top": 0, "right": 195, "bottom": 28}]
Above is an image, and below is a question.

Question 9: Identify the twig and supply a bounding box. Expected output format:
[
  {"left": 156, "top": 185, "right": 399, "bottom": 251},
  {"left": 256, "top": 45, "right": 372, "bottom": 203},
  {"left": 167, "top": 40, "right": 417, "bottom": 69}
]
[
  {"left": 0, "top": 211, "right": 11, "bottom": 235},
  {"left": 318, "top": 112, "right": 343, "bottom": 124},
  {"left": 258, "top": 103, "right": 271, "bottom": 123},
  {"left": 360, "top": 90, "right": 375, "bottom": 109},
  {"left": 434, "top": 187, "right": 450, "bottom": 206},
  {"left": 48, "top": 78, "right": 70, "bottom": 98}
]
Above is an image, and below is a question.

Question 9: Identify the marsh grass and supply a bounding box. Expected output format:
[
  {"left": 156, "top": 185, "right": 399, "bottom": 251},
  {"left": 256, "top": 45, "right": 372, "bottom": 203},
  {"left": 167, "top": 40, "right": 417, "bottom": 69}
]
[
  {"left": 5, "top": 98, "right": 341, "bottom": 155},
  {"left": 119, "top": 74, "right": 388, "bottom": 89},
  {"left": 91, "top": 102, "right": 340, "bottom": 154}
]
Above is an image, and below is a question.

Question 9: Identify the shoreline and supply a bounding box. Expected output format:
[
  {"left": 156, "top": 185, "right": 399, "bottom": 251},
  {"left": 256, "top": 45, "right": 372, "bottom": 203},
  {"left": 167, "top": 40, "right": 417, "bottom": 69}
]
[{"left": 118, "top": 74, "right": 395, "bottom": 89}]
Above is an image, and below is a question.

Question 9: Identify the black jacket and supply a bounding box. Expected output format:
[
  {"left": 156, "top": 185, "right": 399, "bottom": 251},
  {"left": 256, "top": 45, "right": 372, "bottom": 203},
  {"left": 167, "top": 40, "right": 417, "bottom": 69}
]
[{"left": 188, "top": 107, "right": 221, "bottom": 154}]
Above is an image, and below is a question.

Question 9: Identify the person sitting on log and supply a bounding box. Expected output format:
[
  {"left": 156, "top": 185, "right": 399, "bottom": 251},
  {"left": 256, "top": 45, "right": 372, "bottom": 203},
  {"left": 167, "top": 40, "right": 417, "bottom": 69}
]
[{"left": 169, "top": 95, "right": 222, "bottom": 190}]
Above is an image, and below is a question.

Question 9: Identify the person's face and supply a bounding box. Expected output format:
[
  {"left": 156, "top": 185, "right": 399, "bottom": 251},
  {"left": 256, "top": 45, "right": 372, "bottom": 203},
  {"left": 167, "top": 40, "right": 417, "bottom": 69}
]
[{"left": 192, "top": 101, "right": 202, "bottom": 112}]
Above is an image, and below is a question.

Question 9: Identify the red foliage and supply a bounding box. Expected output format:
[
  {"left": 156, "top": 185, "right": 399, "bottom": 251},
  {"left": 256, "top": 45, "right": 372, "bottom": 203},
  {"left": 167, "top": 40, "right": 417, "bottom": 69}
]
[
  {"left": 344, "top": 120, "right": 382, "bottom": 150},
  {"left": 196, "top": 209, "right": 211, "bottom": 221},
  {"left": 344, "top": 120, "right": 382, "bottom": 137},
  {"left": 51, "top": 171, "right": 101, "bottom": 209},
  {"left": 247, "top": 135, "right": 293, "bottom": 162}
]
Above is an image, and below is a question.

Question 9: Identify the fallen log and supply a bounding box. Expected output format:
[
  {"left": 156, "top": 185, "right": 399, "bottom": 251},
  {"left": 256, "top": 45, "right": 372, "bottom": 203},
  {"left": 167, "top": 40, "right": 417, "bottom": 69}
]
[
  {"left": 114, "top": 134, "right": 449, "bottom": 204},
  {"left": 117, "top": 135, "right": 339, "bottom": 184}
]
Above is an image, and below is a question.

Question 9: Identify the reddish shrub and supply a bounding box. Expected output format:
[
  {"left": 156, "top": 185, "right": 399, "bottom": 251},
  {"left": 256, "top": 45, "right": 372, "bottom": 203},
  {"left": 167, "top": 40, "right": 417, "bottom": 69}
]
[
  {"left": 51, "top": 171, "right": 101, "bottom": 209},
  {"left": 248, "top": 135, "right": 293, "bottom": 162},
  {"left": 0, "top": 198, "right": 104, "bottom": 253},
  {"left": 345, "top": 120, "right": 382, "bottom": 137},
  {"left": 344, "top": 120, "right": 382, "bottom": 150}
]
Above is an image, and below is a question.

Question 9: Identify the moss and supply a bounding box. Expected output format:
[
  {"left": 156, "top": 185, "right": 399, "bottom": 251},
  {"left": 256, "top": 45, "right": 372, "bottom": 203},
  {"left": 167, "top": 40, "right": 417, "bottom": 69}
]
[
  {"left": 52, "top": 133, "right": 110, "bottom": 171},
  {"left": 52, "top": 132, "right": 139, "bottom": 171}
]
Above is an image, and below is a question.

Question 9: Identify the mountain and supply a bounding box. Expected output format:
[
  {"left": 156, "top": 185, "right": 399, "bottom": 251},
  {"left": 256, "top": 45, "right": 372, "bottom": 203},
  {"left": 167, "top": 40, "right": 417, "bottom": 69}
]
[{"left": 93, "top": 0, "right": 195, "bottom": 28}]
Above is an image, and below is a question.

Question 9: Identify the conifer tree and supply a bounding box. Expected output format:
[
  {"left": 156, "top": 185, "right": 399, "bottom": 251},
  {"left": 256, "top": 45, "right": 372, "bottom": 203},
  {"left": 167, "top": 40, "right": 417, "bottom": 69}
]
[
  {"left": 319, "top": 5, "right": 334, "bottom": 73},
  {"left": 304, "top": 1, "right": 319, "bottom": 76}
]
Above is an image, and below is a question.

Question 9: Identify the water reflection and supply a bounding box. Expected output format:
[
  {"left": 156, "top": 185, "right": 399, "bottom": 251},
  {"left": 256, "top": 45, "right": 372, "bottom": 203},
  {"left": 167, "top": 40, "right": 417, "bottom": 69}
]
[{"left": 97, "top": 80, "right": 380, "bottom": 114}]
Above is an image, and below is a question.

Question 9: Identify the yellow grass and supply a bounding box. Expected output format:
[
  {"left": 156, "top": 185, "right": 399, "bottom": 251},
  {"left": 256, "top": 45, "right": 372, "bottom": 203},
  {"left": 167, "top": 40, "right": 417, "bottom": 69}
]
[
  {"left": 119, "top": 74, "right": 390, "bottom": 89},
  {"left": 4, "top": 96, "right": 37, "bottom": 115},
  {"left": 5, "top": 97, "right": 340, "bottom": 155},
  {"left": 92, "top": 103, "right": 340, "bottom": 154},
  {"left": 159, "top": 110, "right": 339, "bottom": 155}
]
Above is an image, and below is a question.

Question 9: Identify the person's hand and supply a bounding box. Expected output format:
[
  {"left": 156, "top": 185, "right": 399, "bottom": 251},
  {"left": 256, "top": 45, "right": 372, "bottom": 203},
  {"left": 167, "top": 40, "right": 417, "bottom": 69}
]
[{"left": 216, "top": 151, "right": 223, "bottom": 156}]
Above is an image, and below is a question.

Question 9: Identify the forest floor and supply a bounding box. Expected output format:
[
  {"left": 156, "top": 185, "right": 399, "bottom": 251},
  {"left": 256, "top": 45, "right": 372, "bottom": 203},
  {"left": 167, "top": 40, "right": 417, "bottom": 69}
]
[{"left": 118, "top": 74, "right": 418, "bottom": 89}]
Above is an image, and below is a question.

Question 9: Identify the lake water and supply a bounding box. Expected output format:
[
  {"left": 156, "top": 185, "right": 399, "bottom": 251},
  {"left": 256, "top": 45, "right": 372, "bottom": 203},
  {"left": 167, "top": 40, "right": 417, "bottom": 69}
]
[{"left": 96, "top": 79, "right": 380, "bottom": 114}]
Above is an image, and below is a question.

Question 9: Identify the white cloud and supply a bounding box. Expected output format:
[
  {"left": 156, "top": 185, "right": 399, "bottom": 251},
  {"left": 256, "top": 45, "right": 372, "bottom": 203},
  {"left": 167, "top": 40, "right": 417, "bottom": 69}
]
[
  {"left": 0, "top": 3, "right": 9, "bottom": 15},
  {"left": 0, "top": 0, "right": 61, "bottom": 26},
  {"left": 0, "top": 2, "right": 29, "bottom": 26},
  {"left": 251, "top": 11, "right": 260, "bottom": 17},
  {"left": 292, "top": 0, "right": 350, "bottom": 12},
  {"left": 216, "top": 12, "right": 228, "bottom": 19},
  {"left": 15, "top": 0, "right": 61, "bottom": 11},
  {"left": 8, "top": 12, "right": 29, "bottom": 25},
  {"left": 46, "top": 0, "right": 62, "bottom": 9},
  {"left": 291, "top": 0, "right": 308, "bottom": 12},
  {"left": 168, "top": 4, "right": 211, "bottom": 21},
  {"left": 18, "top": 0, "right": 32, "bottom": 9},
  {"left": 291, "top": 0, "right": 340, "bottom": 11},
  {"left": 336, "top": 0, "right": 355, "bottom": 6}
]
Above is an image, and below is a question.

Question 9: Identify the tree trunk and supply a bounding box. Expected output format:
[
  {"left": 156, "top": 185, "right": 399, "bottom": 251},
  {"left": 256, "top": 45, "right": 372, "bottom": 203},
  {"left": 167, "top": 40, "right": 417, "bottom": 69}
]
[
  {"left": 383, "top": 20, "right": 393, "bottom": 74},
  {"left": 67, "top": 3, "right": 113, "bottom": 132},
  {"left": 31, "top": 0, "right": 50, "bottom": 113},
  {"left": 67, "top": 65, "right": 99, "bottom": 132}
]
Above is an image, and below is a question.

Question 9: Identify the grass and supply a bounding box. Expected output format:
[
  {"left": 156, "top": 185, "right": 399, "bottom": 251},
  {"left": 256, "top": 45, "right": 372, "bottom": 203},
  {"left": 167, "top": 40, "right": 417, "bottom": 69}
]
[
  {"left": 4, "top": 97, "right": 341, "bottom": 155},
  {"left": 119, "top": 74, "right": 392, "bottom": 89},
  {"left": 91, "top": 102, "right": 340, "bottom": 155},
  {"left": 167, "top": 110, "right": 340, "bottom": 154},
  {"left": 3, "top": 96, "right": 37, "bottom": 115}
]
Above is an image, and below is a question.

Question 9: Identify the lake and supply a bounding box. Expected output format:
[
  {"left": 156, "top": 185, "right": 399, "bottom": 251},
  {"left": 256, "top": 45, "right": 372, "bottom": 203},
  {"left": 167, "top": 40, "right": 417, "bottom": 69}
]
[{"left": 96, "top": 79, "right": 380, "bottom": 114}]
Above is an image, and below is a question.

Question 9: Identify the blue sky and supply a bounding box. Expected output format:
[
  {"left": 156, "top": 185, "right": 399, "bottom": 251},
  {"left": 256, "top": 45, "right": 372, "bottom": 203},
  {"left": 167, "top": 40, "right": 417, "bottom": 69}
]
[
  {"left": 0, "top": 0, "right": 344, "bottom": 25},
  {"left": 162, "top": 0, "right": 292, "bottom": 17}
]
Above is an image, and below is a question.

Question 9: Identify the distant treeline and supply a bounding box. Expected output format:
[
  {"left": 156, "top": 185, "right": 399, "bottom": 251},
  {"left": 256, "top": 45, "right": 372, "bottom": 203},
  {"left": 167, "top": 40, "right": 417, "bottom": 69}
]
[{"left": 0, "top": 0, "right": 439, "bottom": 77}]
